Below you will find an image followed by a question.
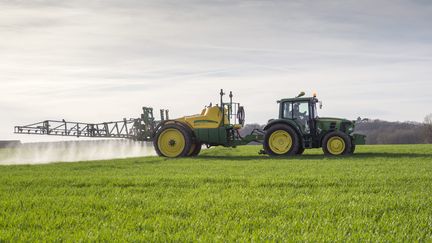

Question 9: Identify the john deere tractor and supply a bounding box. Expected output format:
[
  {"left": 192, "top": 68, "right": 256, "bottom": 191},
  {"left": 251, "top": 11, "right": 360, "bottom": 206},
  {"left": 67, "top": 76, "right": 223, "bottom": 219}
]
[
  {"left": 14, "top": 90, "right": 365, "bottom": 157},
  {"left": 262, "top": 92, "right": 365, "bottom": 156}
]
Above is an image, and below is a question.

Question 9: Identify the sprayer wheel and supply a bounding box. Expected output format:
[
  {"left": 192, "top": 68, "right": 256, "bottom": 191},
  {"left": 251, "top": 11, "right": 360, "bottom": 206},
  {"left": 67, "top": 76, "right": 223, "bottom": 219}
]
[
  {"left": 154, "top": 124, "right": 192, "bottom": 158},
  {"left": 189, "top": 142, "right": 202, "bottom": 156}
]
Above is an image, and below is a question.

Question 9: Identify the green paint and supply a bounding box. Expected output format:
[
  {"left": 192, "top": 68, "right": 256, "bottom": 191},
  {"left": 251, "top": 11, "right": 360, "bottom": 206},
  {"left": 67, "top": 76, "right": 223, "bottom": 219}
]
[{"left": 193, "top": 120, "right": 219, "bottom": 124}]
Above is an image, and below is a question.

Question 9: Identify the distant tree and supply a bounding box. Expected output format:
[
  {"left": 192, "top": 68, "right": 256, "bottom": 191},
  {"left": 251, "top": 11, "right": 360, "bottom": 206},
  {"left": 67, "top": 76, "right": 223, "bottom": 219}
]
[
  {"left": 239, "top": 123, "right": 264, "bottom": 137},
  {"left": 424, "top": 114, "right": 432, "bottom": 143},
  {"left": 355, "top": 119, "right": 425, "bottom": 144}
]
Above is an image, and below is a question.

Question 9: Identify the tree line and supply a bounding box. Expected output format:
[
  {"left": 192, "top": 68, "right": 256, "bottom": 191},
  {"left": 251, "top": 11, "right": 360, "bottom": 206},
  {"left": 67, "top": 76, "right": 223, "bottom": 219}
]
[{"left": 355, "top": 118, "right": 431, "bottom": 144}]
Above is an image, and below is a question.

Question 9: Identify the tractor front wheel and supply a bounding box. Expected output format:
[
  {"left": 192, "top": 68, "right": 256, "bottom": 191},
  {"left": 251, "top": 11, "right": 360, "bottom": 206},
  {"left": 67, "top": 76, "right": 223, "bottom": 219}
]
[
  {"left": 322, "top": 131, "right": 352, "bottom": 156},
  {"left": 154, "top": 124, "right": 193, "bottom": 158},
  {"left": 264, "top": 124, "right": 300, "bottom": 156}
]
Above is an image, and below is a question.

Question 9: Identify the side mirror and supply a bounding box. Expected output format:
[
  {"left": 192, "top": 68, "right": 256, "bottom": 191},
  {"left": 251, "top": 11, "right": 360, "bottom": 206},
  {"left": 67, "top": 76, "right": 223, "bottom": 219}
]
[{"left": 319, "top": 101, "right": 323, "bottom": 109}]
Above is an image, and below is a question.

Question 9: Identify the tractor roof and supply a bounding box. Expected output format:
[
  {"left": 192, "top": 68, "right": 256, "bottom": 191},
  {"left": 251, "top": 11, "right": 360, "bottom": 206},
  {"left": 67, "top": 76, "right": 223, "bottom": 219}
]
[{"left": 278, "top": 97, "right": 316, "bottom": 103}]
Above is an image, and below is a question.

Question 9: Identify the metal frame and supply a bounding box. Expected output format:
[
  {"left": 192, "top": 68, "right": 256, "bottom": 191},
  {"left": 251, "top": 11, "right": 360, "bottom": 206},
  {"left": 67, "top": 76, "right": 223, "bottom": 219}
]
[
  {"left": 14, "top": 119, "right": 138, "bottom": 139},
  {"left": 14, "top": 107, "right": 169, "bottom": 141}
]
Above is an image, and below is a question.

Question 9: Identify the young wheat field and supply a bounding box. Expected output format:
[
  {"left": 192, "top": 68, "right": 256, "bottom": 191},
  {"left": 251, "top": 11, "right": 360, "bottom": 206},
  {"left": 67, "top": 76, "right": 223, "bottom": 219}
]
[{"left": 0, "top": 144, "right": 431, "bottom": 241}]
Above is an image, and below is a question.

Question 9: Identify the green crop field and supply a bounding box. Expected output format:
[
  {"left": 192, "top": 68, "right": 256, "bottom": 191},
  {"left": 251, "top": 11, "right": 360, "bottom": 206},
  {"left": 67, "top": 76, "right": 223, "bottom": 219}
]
[{"left": 0, "top": 145, "right": 431, "bottom": 241}]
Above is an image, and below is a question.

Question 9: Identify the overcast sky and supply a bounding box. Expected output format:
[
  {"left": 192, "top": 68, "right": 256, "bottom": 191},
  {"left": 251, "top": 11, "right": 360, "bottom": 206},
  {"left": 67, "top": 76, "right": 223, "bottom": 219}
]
[{"left": 1, "top": 0, "right": 432, "bottom": 142}]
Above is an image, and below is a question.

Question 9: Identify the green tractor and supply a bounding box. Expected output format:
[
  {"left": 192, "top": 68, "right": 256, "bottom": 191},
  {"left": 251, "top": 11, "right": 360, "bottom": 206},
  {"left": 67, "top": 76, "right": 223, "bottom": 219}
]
[{"left": 262, "top": 92, "right": 365, "bottom": 156}]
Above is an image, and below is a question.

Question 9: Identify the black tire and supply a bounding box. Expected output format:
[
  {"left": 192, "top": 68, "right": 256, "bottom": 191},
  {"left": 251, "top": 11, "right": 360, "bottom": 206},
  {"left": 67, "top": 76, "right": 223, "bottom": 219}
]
[
  {"left": 296, "top": 147, "right": 305, "bottom": 155},
  {"left": 237, "top": 106, "right": 245, "bottom": 126},
  {"left": 153, "top": 124, "right": 193, "bottom": 158},
  {"left": 349, "top": 144, "right": 356, "bottom": 154},
  {"left": 263, "top": 124, "right": 300, "bottom": 156},
  {"left": 189, "top": 143, "right": 202, "bottom": 157},
  {"left": 322, "top": 131, "right": 352, "bottom": 156}
]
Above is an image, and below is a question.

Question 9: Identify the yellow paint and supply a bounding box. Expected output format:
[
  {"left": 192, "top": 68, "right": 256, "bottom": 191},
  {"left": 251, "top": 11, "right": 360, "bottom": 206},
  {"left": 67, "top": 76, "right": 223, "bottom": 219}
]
[
  {"left": 327, "top": 136, "right": 346, "bottom": 155},
  {"left": 176, "top": 106, "right": 230, "bottom": 129},
  {"left": 157, "top": 128, "right": 185, "bottom": 157},
  {"left": 268, "top": 130, "right": 292, "bottom": 154}
]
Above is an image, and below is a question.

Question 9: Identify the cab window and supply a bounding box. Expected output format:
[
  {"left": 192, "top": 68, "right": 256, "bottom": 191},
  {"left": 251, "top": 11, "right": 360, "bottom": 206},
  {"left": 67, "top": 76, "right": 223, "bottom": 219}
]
[
  {"left": 293, "top": 102, "right": 309, "bottom": 119},
  {"left": 282, "top": 102, "right": 293, "bottom": 119}
]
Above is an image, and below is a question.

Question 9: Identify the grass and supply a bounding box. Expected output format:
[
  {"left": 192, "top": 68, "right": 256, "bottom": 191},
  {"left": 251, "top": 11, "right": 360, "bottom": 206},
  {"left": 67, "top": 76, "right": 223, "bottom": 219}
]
[{"left": 0, "top": 145, "right": 431, "bottom": 241}]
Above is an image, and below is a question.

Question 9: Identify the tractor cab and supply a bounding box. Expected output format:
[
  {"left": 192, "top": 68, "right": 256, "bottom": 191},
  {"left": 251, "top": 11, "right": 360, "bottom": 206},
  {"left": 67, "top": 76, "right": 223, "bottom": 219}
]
[{"left": 278, "top": 93, "right": 320, "bottom": 135}]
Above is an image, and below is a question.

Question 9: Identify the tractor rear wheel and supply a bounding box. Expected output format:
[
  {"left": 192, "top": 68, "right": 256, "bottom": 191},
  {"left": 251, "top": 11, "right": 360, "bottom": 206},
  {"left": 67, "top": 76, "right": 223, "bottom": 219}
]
[
  {"left": 264, "top": 124, "right": 300, "bottom": 156},
  {"left": 349, "top": 144, "right": 356, "bottom": 154},
  {"left": 322, "top": 131, "right": 352, "bottom": 156},
  {"left": 296, "top": 147, "right": 305, "bottom": 155},
  {"left": 154, "top": 124, "right": 193, "bottom": 158}
]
